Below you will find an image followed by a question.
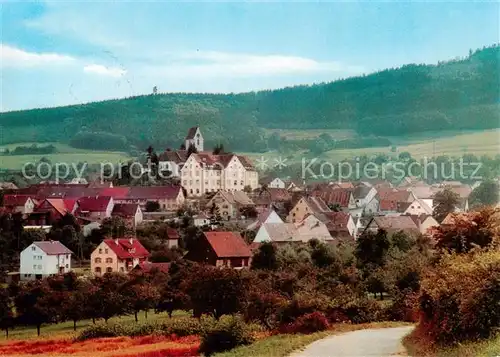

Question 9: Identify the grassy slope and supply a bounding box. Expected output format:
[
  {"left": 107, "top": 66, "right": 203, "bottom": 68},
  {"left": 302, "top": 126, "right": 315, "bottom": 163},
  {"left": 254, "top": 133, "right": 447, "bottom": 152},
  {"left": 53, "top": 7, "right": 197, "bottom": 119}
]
[
  {"left": 213, "top": 322, "right": 412, "bottom": 357},
  {"left": 403, "top": 331, "right": 500, "bottom": 357}
]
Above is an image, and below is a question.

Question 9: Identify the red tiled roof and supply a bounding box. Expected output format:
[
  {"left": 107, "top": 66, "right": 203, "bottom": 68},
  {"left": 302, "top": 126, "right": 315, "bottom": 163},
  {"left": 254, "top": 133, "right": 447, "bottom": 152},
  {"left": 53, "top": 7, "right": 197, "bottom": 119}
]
[
  {"left": 43, "top": 198, "right": 70, "bottom": 216},
  {"left": 63, "top": 199, "right": 77, "bottom": 213},
  {"left": 204, "top": 231, "right": 252, "bottom": 258},
  {"left": 136, "top": 261, "right": 170, "bottom": 273},
  {"left": 166, "top": 227, "right": 180, "bottom": 240},
  {"left": 158, "top": 150, "right": 188, "bottom": 163},
  {"left": 34, "top": 241, "right": 73, "bottom": 255},
  {"left": 127, "top": 186, "right": 181, "bottom": 200},
  {"left": 100, "top": 187, "right": 131, "bottom": 199},
  {"left": 185, "top": 126, "right": 199, "bottom": 140},
  {"left": 112, "top": 203, "right": 139, "bottom": 217},
  {"left": 372, "top": 216, "right": 420, "bottom": 233},
  {"left": 104, "top": 238, "right": 150, "bottom": 259},
  {"left": 312, "top": 188, "right": 352, "bottom": 207},
  {"left": 320, "top": 211, "right": 350, "bottom": 227},
  {"left": 3, "top": 194, "right": 31, "bottom": 207},
  {"left": 77, "top": 196, "right": 112, "bottom": 212},
  {"left": 379, "top": 189, "right": 413, "bottom": 202}
]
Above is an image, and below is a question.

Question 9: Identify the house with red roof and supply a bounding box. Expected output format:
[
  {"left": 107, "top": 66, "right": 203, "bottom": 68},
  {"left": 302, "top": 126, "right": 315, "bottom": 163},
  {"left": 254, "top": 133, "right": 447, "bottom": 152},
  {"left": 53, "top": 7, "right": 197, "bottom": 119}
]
[
  {"left": 27, "top": 198, "right": 78, "bottom": 226},
  {"left": 111, "top": 203, "right": 143, "bottom": 228},
  {"left": 165, "top": 227, "right": 180, "bottom": 248},
  {"left": 91, "top": 237, "right": 150, "bottom": 276},
  {"left": 20, "top": 241, "right": 73, "bottom": 280},
  {"left": 3, "top": 194, "right": 36, "bottom": 214},
  {"left": 184, "top": 231, "right": 252, "bottom": 268},
  {"left": 76, "top": 196, "right": 114, "bottom": 220},
  {"left": 122, "top": 185, "right": 185, "bottom": 211},
  {"left": 311, "top": 187, "right": 356, "bottom": 212}
]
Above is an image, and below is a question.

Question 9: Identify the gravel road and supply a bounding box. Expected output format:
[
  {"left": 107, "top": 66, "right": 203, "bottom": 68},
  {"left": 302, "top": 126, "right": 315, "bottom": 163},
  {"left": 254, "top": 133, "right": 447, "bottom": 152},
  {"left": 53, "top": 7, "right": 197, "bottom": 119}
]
[{"left": 289, "top": 326, "right": 414, "bottom": 357}]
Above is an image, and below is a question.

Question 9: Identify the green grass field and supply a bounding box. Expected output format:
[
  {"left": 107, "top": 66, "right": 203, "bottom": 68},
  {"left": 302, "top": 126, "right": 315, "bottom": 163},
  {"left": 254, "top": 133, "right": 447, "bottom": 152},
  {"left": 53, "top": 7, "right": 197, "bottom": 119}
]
[
  {"left": 0, "top": 129, "right": 498, "bottom": 171},
  {"left": 0, "top": 142, "right": 131, "bottom": 170},
  {"left": 0, "top": 310, "right": 188, "bottom": 341}
]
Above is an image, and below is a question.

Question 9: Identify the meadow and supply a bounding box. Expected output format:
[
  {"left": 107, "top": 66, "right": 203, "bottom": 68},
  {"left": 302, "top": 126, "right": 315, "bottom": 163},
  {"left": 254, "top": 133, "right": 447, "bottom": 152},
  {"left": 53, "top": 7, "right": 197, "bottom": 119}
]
[
  {"left": 0, "top": 142, "right": 131, "bottom": 170},
  {"left": 0, "top": 129, "right": 498, "bottom": 171}
]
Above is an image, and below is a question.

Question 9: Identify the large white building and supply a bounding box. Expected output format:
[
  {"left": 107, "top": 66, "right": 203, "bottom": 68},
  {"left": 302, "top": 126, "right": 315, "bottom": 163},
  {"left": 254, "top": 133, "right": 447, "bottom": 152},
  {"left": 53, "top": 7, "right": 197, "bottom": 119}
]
[
  {"left": 20, "top": 241, "right": 73, "bottom": 280},
  {"left": 181, "top": 153, "right": 258, "bottom": 196}
]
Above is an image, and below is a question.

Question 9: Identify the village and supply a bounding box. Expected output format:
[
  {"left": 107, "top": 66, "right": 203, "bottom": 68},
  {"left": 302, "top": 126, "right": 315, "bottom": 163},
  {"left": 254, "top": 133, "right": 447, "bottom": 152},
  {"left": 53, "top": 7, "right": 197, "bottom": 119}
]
[{"left": 0, "top": 126, "right": 485, "bottom": 280}]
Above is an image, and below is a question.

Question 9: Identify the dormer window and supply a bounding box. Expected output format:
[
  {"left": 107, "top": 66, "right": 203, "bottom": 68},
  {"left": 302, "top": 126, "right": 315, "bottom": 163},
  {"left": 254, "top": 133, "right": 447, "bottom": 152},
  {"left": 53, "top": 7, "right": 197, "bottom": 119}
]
[{"left": 129, "top": 248, "right": 136, "bottom": 254}]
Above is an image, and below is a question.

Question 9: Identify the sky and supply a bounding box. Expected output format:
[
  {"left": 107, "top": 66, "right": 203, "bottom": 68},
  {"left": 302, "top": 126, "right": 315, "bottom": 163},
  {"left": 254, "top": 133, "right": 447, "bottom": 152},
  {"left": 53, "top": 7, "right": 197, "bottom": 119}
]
[{"left": 1, "top": 1, "right": 499, "bottom": 112}]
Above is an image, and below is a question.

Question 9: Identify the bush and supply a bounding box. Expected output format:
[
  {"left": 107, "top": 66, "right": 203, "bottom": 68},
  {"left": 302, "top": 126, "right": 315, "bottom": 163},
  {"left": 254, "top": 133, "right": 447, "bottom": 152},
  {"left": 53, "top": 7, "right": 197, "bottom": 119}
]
[
  {"left": 75, "top": 323, "right": 124, "bottom": 341},
  {"left": 199, "top": 315, "right": 255, "bottom": 356},
  {"left": 340, "top": 297, "right": 385, "bottom": 324},
  {"left": 387, "top": 291, "right": 419, "bottom": 322},
  {"left": 159, "top": 317, "right": 202, "bottom": 336},
  {"left": 279, "top": 292, "right": 331, "bottom": 324},
  {"left": 75, "top": 317, "right": 202, "bottom": 341},
  {"left": 416, "top": 250, "right": 500, "bottom": 345},
  {"left": 283, "top": 312, "right": 330, "bottom": 334}
]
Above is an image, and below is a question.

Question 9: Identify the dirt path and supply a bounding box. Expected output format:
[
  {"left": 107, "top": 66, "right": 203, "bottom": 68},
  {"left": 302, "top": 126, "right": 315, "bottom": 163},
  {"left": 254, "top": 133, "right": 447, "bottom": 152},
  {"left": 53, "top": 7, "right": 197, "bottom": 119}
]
[{"left": 289, "top": 326, "right": 414, "bottom": 357}]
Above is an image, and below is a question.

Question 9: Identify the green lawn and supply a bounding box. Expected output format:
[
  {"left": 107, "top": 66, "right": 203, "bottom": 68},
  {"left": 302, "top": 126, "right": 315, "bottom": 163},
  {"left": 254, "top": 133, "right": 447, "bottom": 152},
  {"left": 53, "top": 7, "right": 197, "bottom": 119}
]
[
  {"left": 0, "top": 310, "right": 189, "bottom": 341},
  {"left": 213, "top": 322, "right": 412, "bottom": 357}
]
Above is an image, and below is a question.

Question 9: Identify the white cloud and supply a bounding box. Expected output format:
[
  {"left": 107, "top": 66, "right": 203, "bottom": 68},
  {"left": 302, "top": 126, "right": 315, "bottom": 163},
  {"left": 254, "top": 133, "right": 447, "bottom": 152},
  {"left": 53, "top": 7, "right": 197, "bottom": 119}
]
[
  {"left": 0, "top": 44, "right": 75, "bottom": 68},
  {"left": 146, "top": 51, "right": 365, "bottom": 78},
  {"left": 83, "top": 64, "right": 127, "bottom": 77}
]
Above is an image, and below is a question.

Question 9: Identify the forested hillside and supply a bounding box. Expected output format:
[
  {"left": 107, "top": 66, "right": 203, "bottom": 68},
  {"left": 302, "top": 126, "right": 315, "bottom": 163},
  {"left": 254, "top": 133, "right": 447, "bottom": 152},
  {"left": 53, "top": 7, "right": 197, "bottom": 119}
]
[{"left": 0, "top": 45, "right": 498, "bottom": 152}]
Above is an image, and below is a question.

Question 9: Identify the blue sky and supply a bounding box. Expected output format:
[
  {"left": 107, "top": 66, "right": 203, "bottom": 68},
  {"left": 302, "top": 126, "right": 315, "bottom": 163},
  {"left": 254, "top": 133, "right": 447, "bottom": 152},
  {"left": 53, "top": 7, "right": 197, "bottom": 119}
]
[{"left": 1, "top": 1, "right": 498, "bottom": 112}]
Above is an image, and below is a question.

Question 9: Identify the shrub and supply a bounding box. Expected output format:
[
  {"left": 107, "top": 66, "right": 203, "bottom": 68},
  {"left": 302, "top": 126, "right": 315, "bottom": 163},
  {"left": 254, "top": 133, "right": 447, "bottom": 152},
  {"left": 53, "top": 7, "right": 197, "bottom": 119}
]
[
  {"left": 284, "top": 312, "right": 330, "bottom": 334},
  {"left": 75, "top": 323, "right": 124, "bottom": 341},
  {"left": 340, "top": 297, "right": 384, "bottom": 324},
  {"left": 387, "top": 291, "right": 419, "bottom": 322},
  {"left": 75, "top": 317, "right": 203, "bottom": 341},
  {"left": 199, "top": 315, "right": 255, "bottom": 356},
  {"left": 159, "top": 317, "right": 202, "bottom": 336},
  {"left": 416, "top": 250, "right": 500, "bottom": 345},
  {"left": 279, "top": 292, "right": 330, "bottom": 324}
]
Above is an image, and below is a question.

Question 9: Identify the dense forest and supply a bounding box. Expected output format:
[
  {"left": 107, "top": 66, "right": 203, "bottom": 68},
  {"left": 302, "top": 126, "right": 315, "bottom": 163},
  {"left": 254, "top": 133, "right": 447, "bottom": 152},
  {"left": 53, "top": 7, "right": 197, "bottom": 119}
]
[{"left": 0, "top": 45, "right": 498, "bottom": 152}]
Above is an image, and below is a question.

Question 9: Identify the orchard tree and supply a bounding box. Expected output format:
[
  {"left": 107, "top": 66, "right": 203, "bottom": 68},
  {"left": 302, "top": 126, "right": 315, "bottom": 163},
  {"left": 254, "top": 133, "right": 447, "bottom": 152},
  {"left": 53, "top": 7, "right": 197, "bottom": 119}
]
[
  {"left": 88, "top": 273, "right": 129, "bottom": 323},
  {"left": 123, "top": 279, "right": 160, "bottom": 322},
  {"left": 14, "top": 280, "right": 58, "bottom": 336},
  {"left": 185, "top": 266, "right": 250, "bottom": 319},
  {"left": 0, "top": 287, "right": 14, "bottom": 338}
]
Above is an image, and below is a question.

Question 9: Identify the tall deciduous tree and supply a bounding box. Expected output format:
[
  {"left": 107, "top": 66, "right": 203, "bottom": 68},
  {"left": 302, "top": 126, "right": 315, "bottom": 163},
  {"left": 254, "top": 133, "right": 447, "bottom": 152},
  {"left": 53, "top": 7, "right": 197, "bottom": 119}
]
[
  {"left": 433, "top": 188, "right": 461, "bottom": 223},
  {"left": 251, "top": 242, "right": 278, "bottom": 271},
  {"left": 469, "top": 180, "right": 499, "bottom": 208}
]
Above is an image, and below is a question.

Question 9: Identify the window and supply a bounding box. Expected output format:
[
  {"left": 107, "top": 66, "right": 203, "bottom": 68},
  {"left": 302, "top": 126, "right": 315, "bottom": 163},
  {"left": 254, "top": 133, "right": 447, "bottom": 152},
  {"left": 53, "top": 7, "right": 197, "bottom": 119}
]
[
  {"left": 106, "top": 258, "right": 113, "bottom": 263},
  {"left": 234, "top": 180, "right": 237, "bottom": 185},
  {"left": 120, "top": 267, "right": 124, "bottom": 272},
  {"left": 217, "top": 180, "right": 221, "bottom": 185},
  {"left": 31, "top": 246, "right": 36, "bottom": 251},
  {"left": 95, "top": 267, "right": 101, "bottom": 274},
  {"left": 65, "top": 264, "right": 69, "bottom": 268},
  {"left": 196, "top": 189, "right": 200, "bottom": 194},
  {"left": 38, "top": 265, "right": 42, "bottom": 269},
  {"left": 33, "top": 264, "right": 37, "bottom": 270},
  {"left": 241, "top": 181, "right": 244, "bottom": 185},
  {"left": 99, "top": 248, "right": 103, "bottom": 254},
  {"left": 106, "top": 267, "right": 113, "bottom": 273},
  {"left": 104, "top": 249, "right": 108, "bottom": 254},
  {"left": 66, "top": 254, "right": 69, "bottom": 259},
  {"left": 95, "top": 258, "right": 102, "bottom": 263}
]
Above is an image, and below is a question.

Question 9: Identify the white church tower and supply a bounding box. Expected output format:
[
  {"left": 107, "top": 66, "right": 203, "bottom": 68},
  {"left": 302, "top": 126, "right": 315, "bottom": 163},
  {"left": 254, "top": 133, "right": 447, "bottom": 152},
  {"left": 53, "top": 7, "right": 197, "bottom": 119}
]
[{"left": 185, "top": 126, "right": 204, "bottom": 152}]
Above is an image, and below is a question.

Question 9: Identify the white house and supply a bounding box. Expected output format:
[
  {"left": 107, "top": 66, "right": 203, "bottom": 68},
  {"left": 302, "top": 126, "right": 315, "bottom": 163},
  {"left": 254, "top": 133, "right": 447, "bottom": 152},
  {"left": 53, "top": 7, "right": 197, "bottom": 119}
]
[
  {"left": 185, "top": 126, "right": 204, "bottom": 152},
  {"left": 3, "top": 195, "right": 36, "bottom": 214},
  {"left": 267, "top": 178, "right": 286, "bottom": 189},
  {"left": 20, "top": 241, "right": 73, "bottom": 280},
  {"left": 246, "top": 208, "right": 283, "bottom": 230},
  {"left": 193, "top": 212, "right": 211, "bottom": 227},
  {"left": 402, "top": 198, "right": 433, "bottom": 216}
]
